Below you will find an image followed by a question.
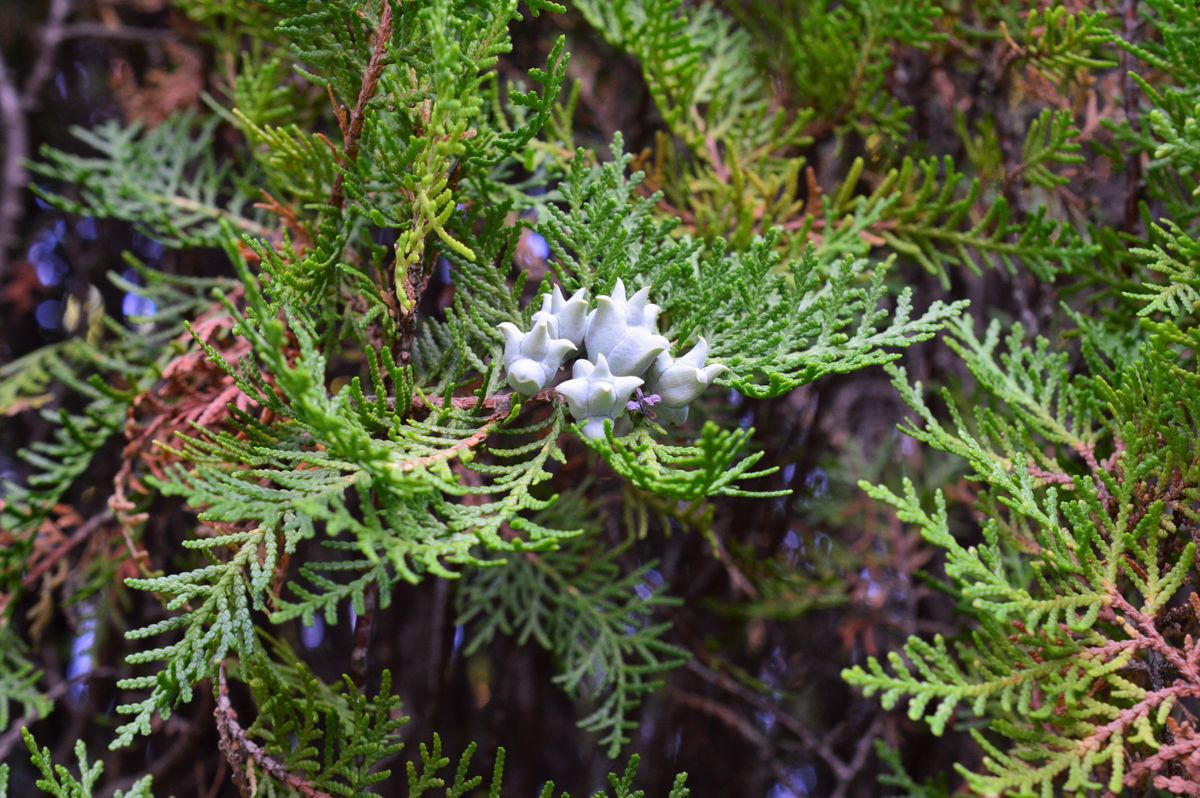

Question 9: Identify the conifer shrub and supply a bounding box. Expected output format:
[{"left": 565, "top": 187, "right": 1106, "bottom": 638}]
[{"left": 0, "top": 0, "right": 1197, "bottom": 795}]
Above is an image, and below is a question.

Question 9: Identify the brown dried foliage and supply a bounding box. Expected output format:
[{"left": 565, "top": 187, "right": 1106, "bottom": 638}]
[
  {"left": 110, "top": 39, "right": 204, "bottom": 126},
  {"left": 110, "top": 292, "right": 258, "bottom": 526}
]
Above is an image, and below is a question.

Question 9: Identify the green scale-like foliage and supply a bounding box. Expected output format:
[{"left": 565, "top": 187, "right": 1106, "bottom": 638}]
[
  {"left": 844, "top": 315, "right": 1200, "bottom": 796},
  {"left": 733, "top": 0, "right": 945, "bottom": 144},
  {"left": 849, "top": 154, "right": 1095, "bottom": 286},
  {"left": 18, "top": 730, "right": 153, "bottom": 798},
  {"left": 574, "top": 0, "right": 1100, "bottom": 288},
  {"left": 1, "top": 264, "right": 228, "bottom": 586},
  {"left": 534, "top": 139, "right": 967, "bottom": 401},
  {"left": 457, "top": 495, "right": 688, "bottom": 756},
  {"left": 835, "top": 4, "right": 1200, "bottom": 792},
  {"left": 0, "top": 630, "right": 53, "bottom": 734},
  {"left": 5, "top": 0, "right": 977, "bottom": 791},
  {"left": 28, "top": 114, "right": 269, "bottom": 248}
]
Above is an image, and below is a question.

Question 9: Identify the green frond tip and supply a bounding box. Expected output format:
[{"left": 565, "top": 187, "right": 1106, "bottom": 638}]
[
  {"left": 0, "top": 340, "right": 89, "bottom": 415},
  {"left": 233, "top": 650, "right": 407, "bottom": 795},
  {"left": 581, "top": 420, "right": 784, "bottom": 500},
  {"left": 536, "top": 141, "right": 968, "bottom": 401},
  {"left": 1018, "top": 109, "right": 1085, "bottom": 189},
  {"left": 1128, "top": 220, "right": 1200, "bottom": 318},
  {"left": 841, "top": 630, "right": 1058, "bottom": 737},
  {"left": 458, "top": 534, "right": 688, "bottom": 757},
  {"left": 24, "top": 728, "right": 155, "bottom": 798},
  {"left": 874, "top": 740, "right": 950, "bottom": 798},
  {"left": 525, "top": 0, "right": 566, "bottom": 15},
  {"left": 29, "top": 113, "right": 267, "bottom": 249},
  {"left": 0, "top": 631, "right": 53, "bottom": 731}
]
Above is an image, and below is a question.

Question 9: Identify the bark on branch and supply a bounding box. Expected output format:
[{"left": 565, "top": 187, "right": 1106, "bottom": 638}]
[{"left": 215, "top": 664, "right": 333, "bottom": 798}]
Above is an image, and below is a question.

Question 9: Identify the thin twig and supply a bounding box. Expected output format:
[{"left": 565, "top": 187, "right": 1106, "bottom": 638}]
[
  {"left": 0, "top": 0, "right": 72, "bottom": 278},
  {"left": 0, "top": 666, "right": 117, "bottom": 761},
  {"left": 685, "top": 657, "right": 876, "bottom": 789},
  {"left": 215, "top": 664, "right": 333, "bottom": 798},
  {"left": 22, "top": 0, "right": 73, "bottom": 112},
  {"left": 349, "top": 581, "right": 379, "bottom": 690},
  {"left": 328, "top": 2, "right": 393, "bottom": 211},
  {"left": 22, "top": 509, "right": 114, "bottom": 590},
  {"left": 671, "top": 688, "right": 767, "bottom": 748},
  {"left": 166, "top": 193, "right": 276, "bottom": 240},
  {"left": 391, "top": 407, "right": 509, "bottom": 472},
  {"left": 369, "top": 389, "right": 553, "bottom": 415},
  {"left": 0, "top": 50, "right": 28, "bottom": 278}
]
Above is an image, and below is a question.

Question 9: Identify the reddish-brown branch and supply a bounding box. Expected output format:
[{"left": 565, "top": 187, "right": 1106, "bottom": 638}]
[
  {"left": 1151, "top": 774, "right": 1200, "bottom": 794},
  {"left": 1126, "top": 727, "right": 1200, "bottom": 790},
  {"left": 328, "top": 2, "right": 394, "bottom": 212},
  {"left": 394, "top": 404, "right": 515, "bottom": 477},
  {"left": 409, "top": 392, "right": 515, "bottom": 413},
  {"left": 1108, "top": 591, "right": 1200, "bottom": 684},
  {"left": 21, "top": 509, "right": 113, "bottom": 590},
  {"left": 1084, "top": 682, "right": 1200, "bottom": 755},
  {"left": 369, "top": 388, "right": 557, "bottom": 416},
  {"left": 395, "top": 415, "right": 503, "bottom": 472},
  {"left": 1028, "top": 464, "right": 1076, "bottom": 488},
  {"left": 1080, "top": 589, "right": 1200, "bottom": 793},
  {"left": 215, "top": 665, "right": 333, "bottom": 798},
  {"left": 671, "top": 688, "right": 767, "bottom": 747}
]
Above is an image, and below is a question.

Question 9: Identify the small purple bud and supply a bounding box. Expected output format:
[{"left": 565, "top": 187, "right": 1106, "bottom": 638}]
[{"left": 625, "top": 388, "right": 662, "bottom": 416}]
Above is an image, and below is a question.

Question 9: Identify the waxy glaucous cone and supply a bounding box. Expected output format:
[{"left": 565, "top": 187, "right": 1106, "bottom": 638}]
[
  {"left": 646, "top": 338, "right": 727, "bottom": 424},
  {"left": 498, "top": 319, "right": 575, "bottom": 396},
  {"left": 532, "top": 285, "right": 589, "bottom": 347},
  {"left": 555, "top": 354, "right": 643, "bottom": 440},
  {"left": 585, "top": 279, "right": 669, "bottom": 377}
]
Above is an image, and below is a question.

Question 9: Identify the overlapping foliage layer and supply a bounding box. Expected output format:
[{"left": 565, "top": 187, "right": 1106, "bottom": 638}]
[
  {"left": 4, "top": 0, "right": 1200, "bottom": 795},
  {"left": 0, "top": 0, "right": 966, "bottom": 794},
  {"left": 839, "top": 2, "right": 1200, "bottom": 795}
]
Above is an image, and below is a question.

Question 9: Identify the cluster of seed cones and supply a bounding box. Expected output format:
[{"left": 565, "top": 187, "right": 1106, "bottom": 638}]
[{"left": 498, "top": 280, "right": 726, "bottom": 438}]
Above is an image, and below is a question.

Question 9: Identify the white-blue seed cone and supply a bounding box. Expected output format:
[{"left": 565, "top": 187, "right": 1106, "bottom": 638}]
[
  {"left": 531, "top": 285, "right": 589, "bottom": 347},
  {"left": 498, "top": 319, "right": 576, "bottom": 396},
  {"left": 646, "top": 337, "right": 727, "bottom": 409},
  {"left": 584, "top": 279, "right": 669, "bottom": 377},
  {"left": 555, "top": 354, "right": 643, "bottom": 439}
]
